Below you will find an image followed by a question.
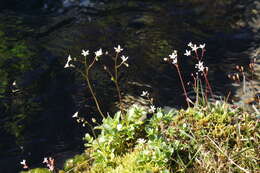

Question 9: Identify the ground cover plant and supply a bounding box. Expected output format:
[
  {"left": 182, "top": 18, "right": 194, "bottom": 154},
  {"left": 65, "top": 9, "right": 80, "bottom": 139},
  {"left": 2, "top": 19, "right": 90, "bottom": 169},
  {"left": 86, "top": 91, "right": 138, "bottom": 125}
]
[{"left": 20, "top": 43, "right": 259, "bottom": 173}]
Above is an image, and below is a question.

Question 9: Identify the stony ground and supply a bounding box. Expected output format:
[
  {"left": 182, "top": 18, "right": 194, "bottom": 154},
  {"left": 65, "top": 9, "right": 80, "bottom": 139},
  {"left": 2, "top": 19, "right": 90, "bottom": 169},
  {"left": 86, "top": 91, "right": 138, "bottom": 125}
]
[{"left": 232, "top": 0, "right": 260, "bottom": 112}]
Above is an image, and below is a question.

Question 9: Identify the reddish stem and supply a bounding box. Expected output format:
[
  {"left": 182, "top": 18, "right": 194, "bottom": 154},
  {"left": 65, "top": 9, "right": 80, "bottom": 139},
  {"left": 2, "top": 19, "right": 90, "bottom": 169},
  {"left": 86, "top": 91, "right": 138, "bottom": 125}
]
[
  {"left": 202, "top": 71, "right": 213, "bottom": 97},
  {"left": 175, "top": 64, "right": 190, "bottom": 107}
]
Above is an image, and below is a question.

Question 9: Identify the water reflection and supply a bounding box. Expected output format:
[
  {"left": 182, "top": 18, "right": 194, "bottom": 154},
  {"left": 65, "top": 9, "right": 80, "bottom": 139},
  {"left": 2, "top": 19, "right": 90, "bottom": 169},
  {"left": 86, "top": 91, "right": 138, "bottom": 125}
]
[{"left": 0, "top": 0, "right": 256, "bottom": 172}]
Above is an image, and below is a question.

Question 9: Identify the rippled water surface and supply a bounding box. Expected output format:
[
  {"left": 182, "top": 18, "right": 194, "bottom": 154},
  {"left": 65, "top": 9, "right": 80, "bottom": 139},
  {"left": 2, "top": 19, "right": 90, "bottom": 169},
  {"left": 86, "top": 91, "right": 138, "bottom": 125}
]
[{"left": 0, "top": 0, "right": 258, "bottom": 172}]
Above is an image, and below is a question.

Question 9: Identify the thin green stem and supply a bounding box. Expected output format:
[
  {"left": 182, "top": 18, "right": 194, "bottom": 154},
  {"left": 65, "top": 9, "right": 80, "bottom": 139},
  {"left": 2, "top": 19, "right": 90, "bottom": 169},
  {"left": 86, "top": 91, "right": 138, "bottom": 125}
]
[
  {"left": 104, "top": 66, "right": 114, "bottom": 80},
  {"left": 114, "top": 53, "right": 123, "bottom": 114},
  {"left": 84, "top": 56, "right": 105, "bottom": 119}
]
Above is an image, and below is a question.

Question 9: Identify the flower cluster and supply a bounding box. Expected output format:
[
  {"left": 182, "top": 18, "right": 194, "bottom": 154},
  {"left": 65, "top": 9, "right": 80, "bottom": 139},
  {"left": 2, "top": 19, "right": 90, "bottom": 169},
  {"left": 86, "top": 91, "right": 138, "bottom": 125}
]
[
  {"left": 164, "top": 50, "right": 178, "bottom": 65},
  {"left": 72, "top": 111, "right": 89, "bottom": 127},
  {"left": 187, "top": 42, "right": 213, "bottom": 96},
  {"left": 63, "top": 45, "right": 130, "bottom": 119},
  {"left": 113, "top": 45, "right": 129, "bottom": 67},
  {"left": 185, "top": 42, "right": 208, "bottom": 73},
  {"left": 64, "top": 45, "right": 129, "bottom": 69},
  {"left": 195, "top": 61, "right": 205, "bottom": 72},
  {"left": 162, "top": 41, "right": 212, "bottom": 106},
  {"left": 43, "top": 157, "right": 55, "bottom": 171},
  {"left": 187, "top": 42, "right": 205, "bottom": 52},
  {"left": 140, "top": 91, "right": 156, "bottom": 113}
]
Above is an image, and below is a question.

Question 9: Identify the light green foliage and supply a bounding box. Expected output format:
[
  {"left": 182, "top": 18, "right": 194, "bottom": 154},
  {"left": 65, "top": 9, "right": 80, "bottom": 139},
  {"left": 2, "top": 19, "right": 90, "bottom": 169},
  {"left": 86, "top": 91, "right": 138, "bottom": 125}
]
[
  {"left": 62, "top": 102, "right": 259, "bottom": 173},
  {"left": 138, "top": 109, "right": 175, "bottom": 168},
  {"left": 66, "top": 105, "right": 174, "bottom": 172},
  {"left": 20, "top": 168, "right": 51, "bottom": 173},
  {"left": 84, "top": 105, "right": 147, "bottom": 168},
  {"left": 90, "top": 149, "right": 167, "bottom": 173}
]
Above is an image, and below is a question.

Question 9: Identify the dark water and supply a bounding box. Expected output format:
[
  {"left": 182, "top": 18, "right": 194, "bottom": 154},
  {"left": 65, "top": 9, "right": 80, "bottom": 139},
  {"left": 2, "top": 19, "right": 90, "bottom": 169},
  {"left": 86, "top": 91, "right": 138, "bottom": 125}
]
[{"left": 0, "top": 0, "right": 257, "bottom": 172}]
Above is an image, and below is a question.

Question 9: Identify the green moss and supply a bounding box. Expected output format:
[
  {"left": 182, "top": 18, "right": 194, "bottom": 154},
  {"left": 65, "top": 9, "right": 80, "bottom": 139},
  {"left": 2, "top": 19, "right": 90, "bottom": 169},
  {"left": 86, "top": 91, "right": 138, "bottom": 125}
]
[
  {"left": 91, "top": 149, "right": 163, "bottom": 173},
  {"left": 162, "top": 103, "right": 259, "bottom": 172},
  {"left": 59, "top": 102, "right": 258, "bottom": 173},
  {"left": 20, "top": 168, "right": 51, "bottom": 173},
  {"left": 63, "top": 153, "right": 90, "bottom": 172}
]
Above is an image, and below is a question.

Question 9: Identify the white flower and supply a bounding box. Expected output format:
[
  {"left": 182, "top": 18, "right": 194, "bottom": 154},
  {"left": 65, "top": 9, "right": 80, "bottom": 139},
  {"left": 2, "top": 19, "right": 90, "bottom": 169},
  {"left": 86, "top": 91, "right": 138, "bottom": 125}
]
[
  {"left": 169, "top": 51, "right": 177, "bottom": 59},
  {"left": 191, "top": 44, "right": 198, "bottom": 51},
  {"left": 12, "top": 81, "right": 16, "bottom": 86},
  {"left": 43, "top": 157, "right": 48, "bottom": 164},
  {"left": 95, "top": 48, "right": 103, "bottom": 57},
  {"left": 163, "top": 57, "right": 168, "bottom": 61},
  {"left": 64, "top": 55, "right": 71, "bottom": 68},
  {"left": 184, "top": 50, "right": 191, "bottom": 56},
  {"left": 114, "top": 45, "right": 123, "bottom": 53},
  {"left": 137, "top": 138, "right": 146, "bottom": 145},
  {"left": 20, "top": 160, "right": 26, "bottom": 165},
  {"left": 172, "top": 57, "right": 177, "bottom": 64},
  {"left": 188, "top": 42, "right": 193, "bottom": 48},
  {"left": 195, "top": 61, "right": 205, "bottom": 72},
  {"left": 67, "top": 55, "right": 72, "bottom": 62},
  {"left": 120, "top": 55, "right": 129, "bottom": 67},
  {"left": 169, "top": 51, "right": 178, "bottom": 64},
  {"left": 199, "top": 43, "right": 206, "bottom": 49},
  {"left": 149, "top": 105, "right": 156, "bottom": 113},
  {"left": 20, "top": 159, "right": 29, "bottom": 169},
  {"left": 44, "top": 157, "right": 55, "bottom": 171},
  {"left": 81, "top": 49, "right": 89, "bottom": 57},
  {"left": 72, "top": 111, "right": 78, "bottom": 118},
  {"left": 64, "top": 55, "right": 75, "bottom": 68},
  {"left": 117, "top": 124, "right": 123, "bottom": 131},
  {"left": 121, "top": 55, "right": 128, "bottom": 62},
  {"left": 141, "top": 91, "right": 149, "bottom": 97}
]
